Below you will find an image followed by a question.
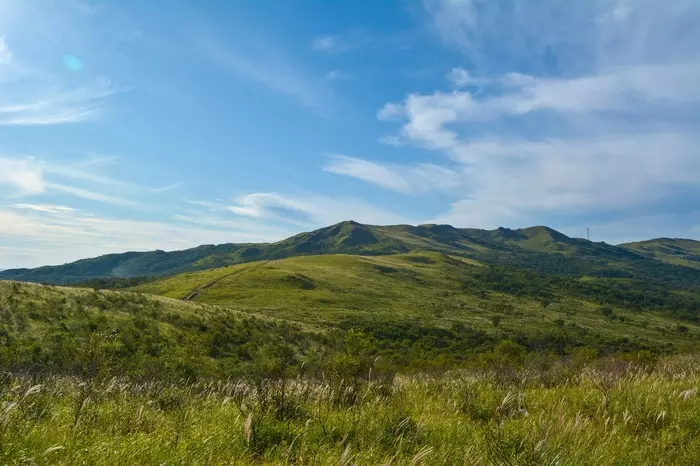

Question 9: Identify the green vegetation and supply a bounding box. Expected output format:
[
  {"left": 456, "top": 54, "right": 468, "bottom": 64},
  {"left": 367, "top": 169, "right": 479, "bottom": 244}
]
[
  {"left": 133, "top": 252, "right": 700, "bottom": 352},
  {"left": 621, "top": 237, "right": 700, "bottom": 270},
  {"left": 3, "top": 221, "right": 700, "bottom": 463},
  {"left": 2, "top": 354, "right": 700, "bottom": 464},
  {"left": 4, "top": 221, "right": 700, "bottom": 288},
  {"left": 2, "top": 249, "right": 699, "bottom": 380}
]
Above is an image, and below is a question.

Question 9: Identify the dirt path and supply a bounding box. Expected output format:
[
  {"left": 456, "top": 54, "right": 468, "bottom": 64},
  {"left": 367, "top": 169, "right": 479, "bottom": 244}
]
[{"left": 181, "top": 261, "right": 271, "bottom": 301}]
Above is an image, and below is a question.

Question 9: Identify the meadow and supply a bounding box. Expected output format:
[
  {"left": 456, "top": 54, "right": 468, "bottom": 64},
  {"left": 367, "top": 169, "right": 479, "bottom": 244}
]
[{"left": 3, "top": 354, "right": 700, "bottom": 465}]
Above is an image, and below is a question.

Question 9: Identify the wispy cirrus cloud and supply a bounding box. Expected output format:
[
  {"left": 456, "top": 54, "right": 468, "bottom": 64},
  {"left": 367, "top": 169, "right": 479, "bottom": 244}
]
[
  {"left": 0, "top": 0, "right": 124, "bottom": 126},
  {"left": 47, "top": 183, "right": 139, "bottom": 207},
  {"left": 202, "top": 35, "right": 332, "bottom": 112},
  {"left": 324, "top": 154, "right": 459, "bottom": 194},
  {"left": 0, "top": 82, "right": 116, "bottom": 126},
  {"left": 224, "top": 192, "right": 412, "bottom": 227},
  {"left": 0, "top": 21, "right": 118, "bottom": 126},
  {"left": 10, "top": 203, "right": 77, "bottom": 214},
  {"left": 0, "top": 153, "right": 177, "bottom": 209}
]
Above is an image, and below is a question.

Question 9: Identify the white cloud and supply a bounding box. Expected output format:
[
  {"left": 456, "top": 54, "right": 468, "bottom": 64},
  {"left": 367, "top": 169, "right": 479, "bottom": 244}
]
[
  {"left": 380, "top": 63, "right": 700, "bottom": 135},
  {"left": 0, "top": 2, "right": 118, "bottom": 126},
  {"left": 324, "top": 156, "right": 413, "bottom": 193},
  {"left": 364, "top": 0, "right": 700, "bottom": 228},
  {"left": 0, "top": 80, "right": 116, "bottom": 126},
  {"left": 324, "top": 155, "right": 459, "bottom": 194},
  {"left": 10, "top": 203, "right": 76, "bottom": 214},
  {"left": 228, "top": 193, "right": 307, "bottom": 220},
  {"left": 447, "top": 67, "right": 478, "bottom": 87},
  {"left": 424, "top": 0, "right": 700, "bottom": 72},
  {"left": 0, "top": 154, "right": 158, "bottom": 208},
  {"left": 47, "top": 183, "right": 139, "bottom": 207},
  {"left": 0, "top": 188, "right": 413, "bottom": 267},
  {"left": 0, "top": 157, "right": 44, "bottom": 195},
  {"left": 228, "top": 192, "right": 413, "bottom": 227}
]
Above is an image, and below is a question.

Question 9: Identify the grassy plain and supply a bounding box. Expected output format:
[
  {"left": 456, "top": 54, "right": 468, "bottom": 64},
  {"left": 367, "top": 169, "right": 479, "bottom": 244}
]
[{"left": 2, "top": 355, "right": 700, "bottom": 465}]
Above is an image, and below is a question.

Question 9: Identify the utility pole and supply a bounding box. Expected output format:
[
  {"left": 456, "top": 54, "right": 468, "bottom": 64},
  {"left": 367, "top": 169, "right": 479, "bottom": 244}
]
[{"left": 587, "top": 228, "right": 590, "bottom": 241}]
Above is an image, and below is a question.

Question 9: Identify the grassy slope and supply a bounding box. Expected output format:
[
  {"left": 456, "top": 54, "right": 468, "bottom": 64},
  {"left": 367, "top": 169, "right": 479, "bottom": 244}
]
[
  {"left": 0, "top": 281, "right": 332, "bottom": 379},
  {"left": 134, "top": 252, "right": 700, "bottom": 352},
  {"left": 621, "top": 238, "right": 700, "bottom": 269}
]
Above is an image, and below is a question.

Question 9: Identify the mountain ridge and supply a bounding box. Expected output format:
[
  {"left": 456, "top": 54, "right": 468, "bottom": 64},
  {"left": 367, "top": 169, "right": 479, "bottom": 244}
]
[{"left": 1, "top": 220, "right": 698, "bottom": 285}]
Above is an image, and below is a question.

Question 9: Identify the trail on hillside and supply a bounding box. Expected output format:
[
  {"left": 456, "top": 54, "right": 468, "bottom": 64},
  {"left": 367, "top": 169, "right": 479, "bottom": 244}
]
[{"left": 182, "top": 261, "right": 271, "bottom": 301}]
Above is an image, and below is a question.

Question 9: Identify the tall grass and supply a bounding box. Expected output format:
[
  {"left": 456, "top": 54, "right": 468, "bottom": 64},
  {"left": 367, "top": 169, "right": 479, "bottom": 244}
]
[{"left": 2, "top": 354, "right": 699, "bottom": 465}]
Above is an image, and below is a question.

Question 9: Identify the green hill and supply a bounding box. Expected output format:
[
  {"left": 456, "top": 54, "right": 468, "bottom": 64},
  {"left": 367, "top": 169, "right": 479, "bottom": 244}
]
[
  {"left": 621, "top": 238, "right": 700, "bottom": 269},
  {"left": 2, "top": 221, "right": 696, "bottom": 287},
  {"left": 3, "top": 249, "right": 700, "bottom": 380},
  {"left": 133, "top": 252, "right": 700, "bottom": 356}
]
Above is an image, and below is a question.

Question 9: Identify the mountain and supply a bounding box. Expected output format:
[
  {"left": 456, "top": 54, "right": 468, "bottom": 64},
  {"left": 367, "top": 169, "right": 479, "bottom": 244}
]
[
  {"left": 620, "top": 238, "right": 700, "bottom": 270},
  {"left": 2, "top": 221, "right": 699, "bottom": 288}
]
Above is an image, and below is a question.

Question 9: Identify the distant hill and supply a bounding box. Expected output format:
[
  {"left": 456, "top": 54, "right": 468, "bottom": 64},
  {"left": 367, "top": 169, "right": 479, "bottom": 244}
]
[
  {"left": 620, "top": 238, "right": 700, "bottom": 270},
  {"left": 2, "top": 221, "right": 699, "bottom": 290},
  {"left": 129, "top": 251, "right": 699, "bottom": 354}
]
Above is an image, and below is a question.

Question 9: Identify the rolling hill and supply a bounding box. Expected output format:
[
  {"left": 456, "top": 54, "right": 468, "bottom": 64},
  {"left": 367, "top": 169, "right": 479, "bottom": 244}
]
[
  {"left": 2, "top": 221, "right": 700, "bottom": 378},
  {"left": 131, "top": 252, "right": 700, "bottom": 354},
  {"left": 620, "top": 237, "right": 700, "bottom": 269},
  {"left": 2, "top": 221, "right": 699, "bottom": 286},
  {"left": 2, "top": 250, "right": 699, "bottom": 381}
]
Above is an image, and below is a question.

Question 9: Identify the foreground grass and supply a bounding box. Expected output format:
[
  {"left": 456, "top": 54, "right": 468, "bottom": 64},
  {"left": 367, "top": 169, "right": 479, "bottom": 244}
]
[{"left": 3, "top": 355, "right": 700, "bottom": 465}]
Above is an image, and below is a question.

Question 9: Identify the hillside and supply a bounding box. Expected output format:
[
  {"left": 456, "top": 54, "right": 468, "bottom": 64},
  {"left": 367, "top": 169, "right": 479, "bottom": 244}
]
[
  {"left": 0, "top": 280, "right": 334, "bottom": 379},
  {"left": 133, "top": 252, "right": 700, "bottom": 357},
  {"left": 621, "top": 237, "right": 700, "bottom": 269},
  {"left": 3, "top": 221, "right": 699, "bottom": 287},
  {"left": 3, "top": 250, "right": 700, "bottom": 380}
]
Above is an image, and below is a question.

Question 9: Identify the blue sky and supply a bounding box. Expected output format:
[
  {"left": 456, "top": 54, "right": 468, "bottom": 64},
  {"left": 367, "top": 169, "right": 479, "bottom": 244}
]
[{"left": 0, "top": 0, "right": 699, "bottom": 268}]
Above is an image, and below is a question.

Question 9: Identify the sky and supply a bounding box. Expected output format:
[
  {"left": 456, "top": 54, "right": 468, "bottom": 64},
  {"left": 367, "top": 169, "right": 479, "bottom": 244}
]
[{"left": 0, "top": 0, "right": 699, "bottom": 269}]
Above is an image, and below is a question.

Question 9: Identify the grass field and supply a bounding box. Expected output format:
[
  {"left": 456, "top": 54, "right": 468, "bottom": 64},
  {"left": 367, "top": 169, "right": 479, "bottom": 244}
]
[{"left": 3, "top": 354, "right": 700, "bottom": 465}]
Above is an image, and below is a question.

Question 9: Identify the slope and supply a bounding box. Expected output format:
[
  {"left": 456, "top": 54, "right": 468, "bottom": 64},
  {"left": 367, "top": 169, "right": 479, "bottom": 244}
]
[
  {"left": 0, "top": 280, "right": 328, "bottom": 380},
  {"left": 621, "top": 238, "right": 700, "bottom": 270},
  {"left": 134, "top": 252, "right": 700, "bottom": 355}
]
